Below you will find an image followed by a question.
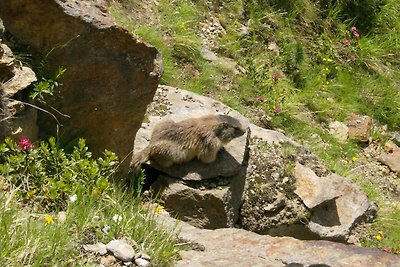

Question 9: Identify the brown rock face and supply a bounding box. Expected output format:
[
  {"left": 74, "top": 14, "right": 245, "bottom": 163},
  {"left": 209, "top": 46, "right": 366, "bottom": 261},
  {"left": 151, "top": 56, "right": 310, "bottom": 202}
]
[
  {"left": 152, "top": 168, "right": 246, "bottom": 229},
  {"left": 0, "top": 0, "right": 162, "bottom": 164},
  {"left": 156, "top": 212, "right": 400, "bottom": 267}
]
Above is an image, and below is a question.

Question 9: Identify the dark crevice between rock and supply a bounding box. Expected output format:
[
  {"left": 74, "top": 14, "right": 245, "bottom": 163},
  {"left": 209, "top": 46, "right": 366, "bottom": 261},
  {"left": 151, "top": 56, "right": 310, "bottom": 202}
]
[{"left": 310, "top": 199, "right": 341, "bottom": 227}]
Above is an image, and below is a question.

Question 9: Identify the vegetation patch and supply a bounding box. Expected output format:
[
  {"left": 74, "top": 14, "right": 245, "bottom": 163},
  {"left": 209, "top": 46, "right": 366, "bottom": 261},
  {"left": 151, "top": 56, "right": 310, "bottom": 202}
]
[{"left": 0, "top": 137, "right": 179, "bottom": 266}]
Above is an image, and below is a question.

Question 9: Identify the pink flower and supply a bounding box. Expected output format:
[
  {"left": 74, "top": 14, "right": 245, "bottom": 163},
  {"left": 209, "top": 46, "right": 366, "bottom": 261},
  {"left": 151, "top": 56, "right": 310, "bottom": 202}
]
[
  {"left": 272, "top": 73, "right": 279, "bottom": 80},
  {"left": 351, "top": 26, "right": 357, "bottom": 32},
  {"left": 256, "top": 96, "right": 265, "bottom": 102},
  {"left": 18, "top": 136, "right": 34, "bottom": 151},
  {"left": 353, "top": 32, "right": 360, "bottom": 39},
  {"left": 383, "top": 247, "right": 392, "bottom": 253},
  {"left": 343, "top": 39, "right": 350, "bottom": 46},
  {"left": 274, "top": 107, "right": 281, "bottom": 113}
]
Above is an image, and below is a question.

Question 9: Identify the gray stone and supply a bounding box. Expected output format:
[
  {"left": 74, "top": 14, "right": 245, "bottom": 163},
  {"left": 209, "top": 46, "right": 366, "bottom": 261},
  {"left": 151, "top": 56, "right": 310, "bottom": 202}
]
[
  {"left": 249, "top": 124, "right": 299, "bottom": 146},
  {"left": 0, "top": 0, "right": 162, "bottom": 167},
  {"left": 139, "top": 252, "right": 151, "bottom": 261},
  {"left": 198, "top": 46, "right": 218, "bottom": 61},
  {"left": 152, "top": 167, "right": 246, "bottom": 229},
  {"left": 307, "top": 173, "right": 377, "bottom": 241},
  {"left": 155, "top": 212, "right": 400, "bottom": 267},
  {"left": 83, "top": 242, "right": 107, "bottom": 256},
  {"left": 329, "top": 121, "right": 349, "bottom": 143},
  {"left": 293, "top": 163, "right": 340, "bottom": 209},
  {"left": 135, "top": 258, "right": 151, "bottom": 267},
  {"left": 106, "top": 239, "right": 135, "bottom": 262}
]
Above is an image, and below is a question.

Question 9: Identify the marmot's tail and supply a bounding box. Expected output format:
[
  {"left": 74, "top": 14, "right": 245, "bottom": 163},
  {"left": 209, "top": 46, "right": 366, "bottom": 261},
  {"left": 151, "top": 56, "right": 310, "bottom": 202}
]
[{"left": 130, "top": 146, "right": 151, "bottom": 171}]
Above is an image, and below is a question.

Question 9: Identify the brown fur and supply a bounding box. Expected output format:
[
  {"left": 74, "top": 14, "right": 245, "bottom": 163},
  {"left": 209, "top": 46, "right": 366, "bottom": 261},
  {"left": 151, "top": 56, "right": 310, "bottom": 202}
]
[{"left": 130, "top": 114, "right": 246, "bottom": 170}]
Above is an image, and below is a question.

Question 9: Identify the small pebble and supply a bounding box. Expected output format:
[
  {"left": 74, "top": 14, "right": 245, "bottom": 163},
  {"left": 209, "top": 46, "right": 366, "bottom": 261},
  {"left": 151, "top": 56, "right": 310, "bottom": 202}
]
[
  {"left": 100, "top": 255, "right": 116, "bottom": 266},
  {"left": 140, "top": 252, "right": 151, "bottom": 261},
  {"left": 57, "top": 211, "right": 67, "bottom": 223},
  {"left": 106, "top": 239, "right": 135, "bottom": 262},
  {"left": 135, "top": 258, "right": 151, "bottom": 267}
]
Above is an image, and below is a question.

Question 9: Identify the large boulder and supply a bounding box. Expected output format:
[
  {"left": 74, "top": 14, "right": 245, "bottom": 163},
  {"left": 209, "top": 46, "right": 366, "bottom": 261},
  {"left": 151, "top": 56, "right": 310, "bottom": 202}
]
[
  {"left": 0, "top": 0, "right": 162, "bottom": 165},
  {"left": 156, "top": 211, "right": 400, "bottom": 267}
]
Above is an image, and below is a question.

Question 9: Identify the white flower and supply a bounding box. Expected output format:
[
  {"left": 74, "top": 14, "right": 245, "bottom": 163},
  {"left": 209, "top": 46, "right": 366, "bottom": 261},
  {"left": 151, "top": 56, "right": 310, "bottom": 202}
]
[
  {"left": 69, "top": 194, "right": 77, "bottom": 202},
  {"left": 112, "top": 214, "right": 122, "bottom": 223}
]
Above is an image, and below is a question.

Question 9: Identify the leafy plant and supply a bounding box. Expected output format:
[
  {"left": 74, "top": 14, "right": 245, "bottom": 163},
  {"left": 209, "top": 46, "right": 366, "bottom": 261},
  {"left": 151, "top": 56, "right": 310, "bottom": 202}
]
[
  {"left": 0, "top": 136, "right": 118, "bottom": 210},
  {"left": 30, "top": 67, "right": 66, "bottom": 100}
]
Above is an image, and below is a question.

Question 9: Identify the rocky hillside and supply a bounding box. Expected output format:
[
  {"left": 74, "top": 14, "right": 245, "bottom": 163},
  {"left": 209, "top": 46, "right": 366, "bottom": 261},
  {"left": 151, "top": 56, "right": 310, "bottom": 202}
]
[
  {"left": 0, "top": 0, "right": 399, "bottom": 266},
  {"left": 109, "top": 0, "right": 400, "bottom": 254}
]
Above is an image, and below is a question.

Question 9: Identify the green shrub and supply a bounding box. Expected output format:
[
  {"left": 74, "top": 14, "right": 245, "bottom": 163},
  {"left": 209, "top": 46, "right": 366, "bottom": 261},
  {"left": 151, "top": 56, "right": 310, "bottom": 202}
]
[
  {"left": 0, "top": 137, "right": 118, "bottom": 210},
  {"left": 30, "top": 67, "right": 66, "bottom": 100}
]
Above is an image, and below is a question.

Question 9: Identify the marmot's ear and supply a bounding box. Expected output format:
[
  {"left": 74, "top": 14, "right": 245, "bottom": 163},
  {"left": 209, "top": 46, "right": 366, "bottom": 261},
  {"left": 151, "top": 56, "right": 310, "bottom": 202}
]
[{"left": 214, "top": 122, "right": 227, "bottom": 136}]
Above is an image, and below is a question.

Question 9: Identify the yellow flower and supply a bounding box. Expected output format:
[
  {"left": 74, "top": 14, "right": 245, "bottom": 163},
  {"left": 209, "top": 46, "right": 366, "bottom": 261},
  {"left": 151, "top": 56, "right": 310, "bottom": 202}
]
[
  {"left": 155, "top": 205, "right": 165, "bottom": 213},
  {"left": 378, "top": 230, "right": 384, "bottom": 235},
  {"left": 352, "top": 156, "right": 358, "bottom": 162},
  {"left": 326, "top": 58, "right": 333, "bottom": 62},
  {"left": 44, "top": 215, "right": 54, "bottom": 225},
  {"left": 375, "top": 235, "right": 382, "bottom": 240}
]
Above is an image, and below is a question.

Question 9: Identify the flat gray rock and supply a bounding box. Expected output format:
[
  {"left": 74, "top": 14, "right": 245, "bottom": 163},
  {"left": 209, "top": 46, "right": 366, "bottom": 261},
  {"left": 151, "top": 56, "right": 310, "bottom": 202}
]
[
  {"left": 294, "top": 163, "right": 340, "bottom": 209},
  {"left": 156, "top": 212, "right": 400, "bottom": 267},
  {"left": 249, "top": 124, "right": 299, "bottom": 146}
]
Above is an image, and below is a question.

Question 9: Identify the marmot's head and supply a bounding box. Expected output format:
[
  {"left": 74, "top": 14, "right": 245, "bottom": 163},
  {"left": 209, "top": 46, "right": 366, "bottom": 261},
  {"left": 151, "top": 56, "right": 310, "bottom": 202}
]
[{"left": 214, "top": 115, "right": 246, "bottom": 143}]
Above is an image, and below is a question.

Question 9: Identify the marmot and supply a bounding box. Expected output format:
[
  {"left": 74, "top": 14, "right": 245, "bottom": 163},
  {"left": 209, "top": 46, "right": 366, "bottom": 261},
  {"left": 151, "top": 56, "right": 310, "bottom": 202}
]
[{"left": 130, "top": 114, "right": 246, "bottom": 170}]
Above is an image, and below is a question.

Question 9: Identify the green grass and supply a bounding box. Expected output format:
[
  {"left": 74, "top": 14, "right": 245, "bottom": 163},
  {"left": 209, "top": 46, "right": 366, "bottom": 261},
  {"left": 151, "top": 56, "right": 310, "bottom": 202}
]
[
  {"left": 361, "top": 204, "right": 400, "bottom": 254},
  {"left": 0, "top": 184, "right": 179, "bottom": 266}
]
